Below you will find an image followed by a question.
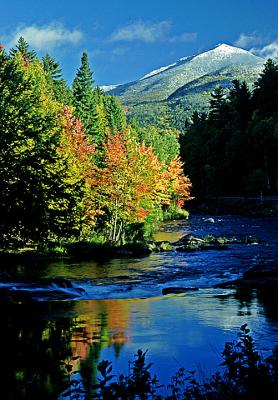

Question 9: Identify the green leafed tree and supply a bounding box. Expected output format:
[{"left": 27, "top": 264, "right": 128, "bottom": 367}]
[{"left": 0, "top": 53, "right": 93, "bottom": 245}]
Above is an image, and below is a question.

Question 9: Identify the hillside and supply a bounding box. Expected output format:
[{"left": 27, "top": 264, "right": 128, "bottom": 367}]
[{"left": 107, "top": 44, "right": 265, "bottom": 127}]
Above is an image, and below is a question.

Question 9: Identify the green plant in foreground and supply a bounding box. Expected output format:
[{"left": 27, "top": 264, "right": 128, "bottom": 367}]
[{"left": 64, "top": 325, "right": 278, "bottom": 400}]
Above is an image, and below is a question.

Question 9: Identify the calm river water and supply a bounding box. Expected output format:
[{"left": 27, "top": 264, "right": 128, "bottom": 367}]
[{"left": 1, "top": 214, "right": 278, "bottom": 399}]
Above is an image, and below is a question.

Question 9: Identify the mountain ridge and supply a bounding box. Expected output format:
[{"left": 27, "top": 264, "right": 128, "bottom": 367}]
[{"left": 105, "top": 43, "right": 266, "bottom": 126}]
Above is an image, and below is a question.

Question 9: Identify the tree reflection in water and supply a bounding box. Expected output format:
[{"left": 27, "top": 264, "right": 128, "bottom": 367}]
[{"left": 1, "top": 299, "right": 130, "bottom": 400}]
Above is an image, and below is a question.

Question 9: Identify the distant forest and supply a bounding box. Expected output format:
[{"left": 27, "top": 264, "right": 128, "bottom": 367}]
[{"left": 180, "top": 59, "right": 278, "bottom": 197}]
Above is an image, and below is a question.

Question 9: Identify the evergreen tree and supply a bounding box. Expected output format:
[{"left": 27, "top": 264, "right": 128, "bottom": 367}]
[
  {"left": 209, "top": 85, "right": 229, "bottom": 125},
  {"left": 42, "top": 53, "right": 62, "bottom": 80},
  {"left": 72, "top": 52, "right": 101, "bottom": 144},
  {"left": 10, "top": 36, "right": 36, "bottom": 62},
  {"left": 228, "top": 80, "right": 252, "bottom": 127},
  {"left": 43, "top": 54, "right": 73, "bottom": 104},
  {"left": 103, "top": 95, "right": 126, "bottom": 132},
  {"left": 253, "top": 58, "right": 278, "bottom": 117}
]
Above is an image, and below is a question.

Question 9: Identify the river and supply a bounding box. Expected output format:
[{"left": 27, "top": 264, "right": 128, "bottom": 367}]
[{"left": 1, "top": 214, "right": 278, "bottom": 399}]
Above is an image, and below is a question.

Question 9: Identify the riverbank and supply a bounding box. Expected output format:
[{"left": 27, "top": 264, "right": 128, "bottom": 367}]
[{"left": 1, "top": 214, "right": 278, "bottom": 302}]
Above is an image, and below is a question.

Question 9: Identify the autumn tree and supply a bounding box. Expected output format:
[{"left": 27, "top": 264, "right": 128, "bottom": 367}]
[
  {"left": 166, "top": 157, "right": 192, "bottom": 208},
  {"left": 90, "top": 130, "right": 191, "bottom": 243},
  {"left": 91, "top": 132, "right": 159, "bottom": 242},
  {"left": 0, "top": 52, "right": 95, "bottom": 244},
  {"left": 57, "top": 108, "right": 101, "bottom": 238}
]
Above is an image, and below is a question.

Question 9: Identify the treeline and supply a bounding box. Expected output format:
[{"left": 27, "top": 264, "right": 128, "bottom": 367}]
[
  {"left": 180, "top": 59, "right": 278, "bottom": 196},
  {"left": 0, "top": 38, "right": 190, "bottom": 247}
]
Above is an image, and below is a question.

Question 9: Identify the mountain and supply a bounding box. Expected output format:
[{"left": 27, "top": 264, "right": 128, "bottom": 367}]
[{"left": 107, "top": 44, "right": 265, "bottom": 127}]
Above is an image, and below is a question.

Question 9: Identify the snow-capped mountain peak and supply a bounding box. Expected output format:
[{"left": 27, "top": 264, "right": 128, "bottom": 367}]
[
  {"left": 109, "top": 43, "right": 264, "bottom": 104},
  {"left": 194, "top": 43, "right": 253, "bottom": 60}
]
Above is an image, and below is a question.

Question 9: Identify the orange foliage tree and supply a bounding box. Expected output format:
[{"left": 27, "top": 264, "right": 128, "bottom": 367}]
[
  {"left": 57, "top": 107, "right": 101, "bottom": 237},
  {"left": 166, "top": 156, "right": 192, "bottom": 208},
  {"left": 90, "top": 130, "right": 191, "bottom": 243}
]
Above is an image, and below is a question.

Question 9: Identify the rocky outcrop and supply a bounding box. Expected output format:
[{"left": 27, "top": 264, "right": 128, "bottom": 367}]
[{"left": 173, "top": 234, "right": 259, "bottom": 252}]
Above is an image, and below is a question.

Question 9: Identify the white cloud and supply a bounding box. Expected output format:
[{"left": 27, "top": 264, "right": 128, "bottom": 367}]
[
  {"left": 7, "top": 23, "right": 83, "bottom": 50},
  {"left": 234, "top": 33, "right": 263, "bottom": 48},
  {"left": 110, "top": 21, "right": 171, "bottom": 43},
  {"left": 169, "top": 32, "right": 197, "bottom": 43},
  {"left": 251, "top": 41, "right": 278, "bottom": 59},
  {"left": 234, "top": 32, "right": 278, "bottom": 59}
]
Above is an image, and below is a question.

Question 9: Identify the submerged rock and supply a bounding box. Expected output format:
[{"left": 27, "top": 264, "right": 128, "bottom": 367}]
[{"left": 162, "top": 287, "right": 199, "bottom": 295}]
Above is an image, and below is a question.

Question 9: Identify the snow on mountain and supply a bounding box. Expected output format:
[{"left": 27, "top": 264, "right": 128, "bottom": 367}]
[
  {"left": 109, "top": 43, "right": 265, "bottom": 104},
  {"left": 100, "top": 84, "right": 120, "bottom": 92},
  {"left": 198, "top": 43, "right": 252, "bottom": 58},
  {"left": 140, "top": 56, "right": 191, "bottom": 80},
  {"left": 140, "top": 63, "right": 177, "bottom": 80}
]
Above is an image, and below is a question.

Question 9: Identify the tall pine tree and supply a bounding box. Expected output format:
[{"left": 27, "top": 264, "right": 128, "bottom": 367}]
[{"left": 72, "top": 52, "right": 101, "bottom": 144}]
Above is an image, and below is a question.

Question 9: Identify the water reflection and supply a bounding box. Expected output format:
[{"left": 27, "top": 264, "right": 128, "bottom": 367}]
[
  {"left": 2, "top": 289, "right": 278, "bottom": 399},
  {"left": 1, "top": 301, "right": 73, "bottom": 400}
]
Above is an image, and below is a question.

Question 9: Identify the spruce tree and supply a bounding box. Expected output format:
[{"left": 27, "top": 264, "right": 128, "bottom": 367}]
[
  {"left": 43, "top": 54, "right": 73, "bottom": 104},
  {"left": 103, "top": 95, "right": 126, "bottom": 132},
  {"left": 209, "top": 85, "right": 229, "bottom": 125},
  {"left": 42, "top": 53, "right": 62, "bottom": 81},
  {"left": 72, "top": 52, "right": 101, "bottom": 143},
  {"left": 10, "top": 36, "right": 36, "bottom": 62},
  {"left": 253, "top": 58, "right": 278, "bottom": 117}
]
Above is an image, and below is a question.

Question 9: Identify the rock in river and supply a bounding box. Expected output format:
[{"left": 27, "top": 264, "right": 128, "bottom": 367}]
[{"left": 162, "top": 287, "right": 199, "bottom": 295}]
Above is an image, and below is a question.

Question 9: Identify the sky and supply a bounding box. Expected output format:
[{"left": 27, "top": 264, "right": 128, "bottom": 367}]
[{"left": 1, "top": 0, "right": 278, "bottom": 86}]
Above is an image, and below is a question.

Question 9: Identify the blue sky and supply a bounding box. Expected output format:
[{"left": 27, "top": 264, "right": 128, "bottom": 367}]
[{"left": 1, "top": 0, "right": 278, "bottom": 85}]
